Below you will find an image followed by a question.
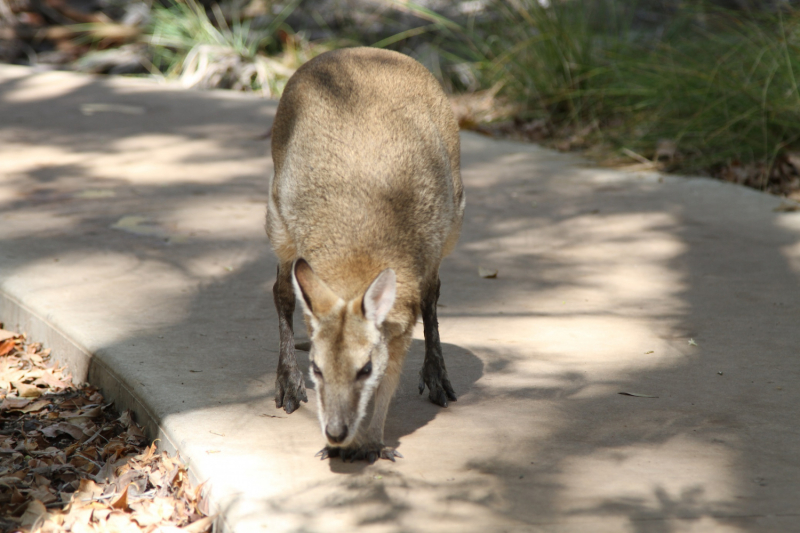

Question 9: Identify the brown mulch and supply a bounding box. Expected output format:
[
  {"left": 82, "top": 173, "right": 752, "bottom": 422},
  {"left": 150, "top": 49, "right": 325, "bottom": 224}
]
[
  {"left": 0, "top": 325, "right": 214, "bottom": 533},
  {"left": 713, "top": 154, "right": 800, "bottom": 202}
]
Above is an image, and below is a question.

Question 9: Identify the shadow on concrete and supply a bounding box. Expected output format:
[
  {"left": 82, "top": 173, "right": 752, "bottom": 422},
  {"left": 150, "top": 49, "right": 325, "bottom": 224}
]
[
  {"left": 3, "top": 67, "right": 800, "bottom": 531},
  {"left": 433, "top": 141, "right": 800, "bottom": 530}
]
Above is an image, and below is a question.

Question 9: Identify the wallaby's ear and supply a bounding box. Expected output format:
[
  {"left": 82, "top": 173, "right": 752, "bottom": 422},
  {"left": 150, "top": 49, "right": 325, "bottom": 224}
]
[
  {"left": 362, "top": 268, "right": 396, "bottom": 326},
  {"left": 292, "top": 258, "right": 340, "bottom": 317}
]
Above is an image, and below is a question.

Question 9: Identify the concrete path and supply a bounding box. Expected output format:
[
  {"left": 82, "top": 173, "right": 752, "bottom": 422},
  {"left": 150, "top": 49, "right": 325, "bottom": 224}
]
[{"left": 2, "top": 65, "right": 800, "bottom": 533}]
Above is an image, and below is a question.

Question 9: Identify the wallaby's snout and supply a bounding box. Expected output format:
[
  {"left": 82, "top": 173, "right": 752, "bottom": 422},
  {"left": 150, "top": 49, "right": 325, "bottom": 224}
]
[
  {"left": 266, "top": 47, "right": 464, "bottom": 463},
  {"left": 325, "top": 422, "right": 348, "bottom": 445}
]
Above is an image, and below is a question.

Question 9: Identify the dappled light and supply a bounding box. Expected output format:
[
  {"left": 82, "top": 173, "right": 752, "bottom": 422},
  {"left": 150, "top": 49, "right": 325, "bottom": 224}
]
[
  {"left": 560, "top": 435, "right": 738, "bottom": 519},
  {"left": 2, "top": 65, "right": 800, "bottom": 532},
  {"left": 1, "top": 69, "right": 91, "bottom": 103}
]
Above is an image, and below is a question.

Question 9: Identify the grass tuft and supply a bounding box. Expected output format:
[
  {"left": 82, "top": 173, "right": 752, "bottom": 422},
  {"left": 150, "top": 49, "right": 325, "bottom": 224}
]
[
  {"left": 406, "top": 0, "right": 800, "bottom": 181},
  {"left": 145, "top": 0, "right": 335, "bottom": 95}
]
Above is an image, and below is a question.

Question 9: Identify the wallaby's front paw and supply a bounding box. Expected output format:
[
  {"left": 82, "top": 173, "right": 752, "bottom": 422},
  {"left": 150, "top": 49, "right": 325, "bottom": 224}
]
[
  {"left": 275, "top": 368, "right": 308, "bottom": 414},
  {"left": 316, "top": 445, "right": 403, "bottom": 464},
  {"left": 418, "top": 367, "right": 457, "bottom": 407}
]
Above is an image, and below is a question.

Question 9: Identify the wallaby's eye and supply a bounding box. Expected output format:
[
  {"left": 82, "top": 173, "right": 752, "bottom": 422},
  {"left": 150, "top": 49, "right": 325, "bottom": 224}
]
[
  {"left": 311, "top": 361, "right": 323, "bottom": 379},
  {"left": 356, "top": 360, "right": 372, "bottom": 380}
]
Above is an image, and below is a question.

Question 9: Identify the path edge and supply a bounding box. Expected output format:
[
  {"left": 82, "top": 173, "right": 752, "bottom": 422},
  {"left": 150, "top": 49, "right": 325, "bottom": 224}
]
[{"left": 0, "top": 287, "right": 229, "bottom": 531}]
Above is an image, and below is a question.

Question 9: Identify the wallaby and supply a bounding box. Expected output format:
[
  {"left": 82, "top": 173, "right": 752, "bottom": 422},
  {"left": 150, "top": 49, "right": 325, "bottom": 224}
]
[{"left": 266, "top": 47, "right": 464, "bottom": 463}]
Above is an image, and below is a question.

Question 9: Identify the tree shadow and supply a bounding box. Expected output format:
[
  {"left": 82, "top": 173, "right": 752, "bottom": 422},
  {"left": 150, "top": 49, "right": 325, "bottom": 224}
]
[{"left": 3, "top": 67, "right": 800, "bottom": 532}]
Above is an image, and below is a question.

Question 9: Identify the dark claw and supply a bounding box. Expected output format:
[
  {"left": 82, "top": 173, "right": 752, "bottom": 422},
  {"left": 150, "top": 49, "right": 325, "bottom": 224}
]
[
  {"left": 430, "top": 389, "right": 447, "bottom": 407},
  {"left": 317, "top": 444, "right": 401, "bottom": 463},
  {"left": 381, "top": 448, "right": 402, "bottom": 462},
  {"left": 316, "top": 447, "right": 340, "bottom": 460},
  {"left": 420, "top": 368, "right": 457, "bottom": 407},
  {"left": 284, "top": 398, "right": 296, "bottom": 414},
  {"left": 444, "top": 378, "right": 457, "bottom": 402},
  {"left": 339, "top": 447, "right": 356, "bottom": 462}
]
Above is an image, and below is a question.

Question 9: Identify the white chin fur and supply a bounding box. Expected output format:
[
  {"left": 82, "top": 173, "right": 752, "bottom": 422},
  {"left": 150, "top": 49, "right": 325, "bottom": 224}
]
[
  {"left": 314, "top": 368, "right": 383, "bottom": 448},
  {"left": 312, "top": 327, "right": 386, "bottom": 448}
]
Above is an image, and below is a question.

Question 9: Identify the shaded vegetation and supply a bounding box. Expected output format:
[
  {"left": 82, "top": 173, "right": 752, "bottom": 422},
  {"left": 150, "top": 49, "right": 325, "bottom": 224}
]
[
  {"left": 2, "top": 0, "right": 800, "bottom": 194},
  {"left": 416, "top": 0, "right": 800, "bottom": 191}
]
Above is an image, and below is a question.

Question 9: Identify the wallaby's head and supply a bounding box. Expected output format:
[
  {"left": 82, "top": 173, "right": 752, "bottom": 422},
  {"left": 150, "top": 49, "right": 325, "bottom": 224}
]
[{"left": 291, "top": 258, "right": 396, "bottom": 447}]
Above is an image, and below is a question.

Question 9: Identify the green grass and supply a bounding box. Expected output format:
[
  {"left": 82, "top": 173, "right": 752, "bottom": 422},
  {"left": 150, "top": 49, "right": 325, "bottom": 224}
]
[
  {"left": 616, "top": 7, "right": 800, "bottom": 174},
  {"left": 145, "top": 0, "right": 335, "bottom": 95},
  {"left": 141, "top": 0, "right": 800, "bottom": 182},
  {"left": 406, "top": 0, "right": 800, "bottom": 178}
]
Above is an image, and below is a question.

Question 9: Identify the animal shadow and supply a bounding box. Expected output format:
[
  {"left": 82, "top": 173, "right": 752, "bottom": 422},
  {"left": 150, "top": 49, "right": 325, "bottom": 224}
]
[{"left": 327, "top": 339, "right": 482, "bottom": 473}]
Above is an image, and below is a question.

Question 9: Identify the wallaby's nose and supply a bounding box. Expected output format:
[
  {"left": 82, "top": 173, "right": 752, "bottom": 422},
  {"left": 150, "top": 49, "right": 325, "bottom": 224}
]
[{"left": 325, "top": 423, "right": 348, "bottom": 444}]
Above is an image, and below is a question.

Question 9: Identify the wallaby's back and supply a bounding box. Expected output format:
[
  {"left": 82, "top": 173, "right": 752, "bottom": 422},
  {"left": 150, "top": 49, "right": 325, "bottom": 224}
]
[{"left": 268, "top": 47, "right": 464, "bottom": 302}]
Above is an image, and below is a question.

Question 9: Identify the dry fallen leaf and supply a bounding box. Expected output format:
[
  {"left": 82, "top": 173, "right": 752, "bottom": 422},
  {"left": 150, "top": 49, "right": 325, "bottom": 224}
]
[
  {"left": 183, "top": 515, "right": 216, "bottom": 533},
  {"left": 1, "top": 396, "right": 33, "bottom": 410},
  {"left": 621, "top": 147, "right": 653, "bottom": 166},
  {"left": 0, "top": 329, "right": 19, "bottom": 342},
  {"left": 119, "top": 410, "right": 134, "bottom": 427},
  {"left": 109, "top": 484, "right": 130, "bottom": 511},
  {"left": 0, "top": 334, "right": 212, "bottom": 532},
  {"left": 29, "top": 484, "right": 58, "bottom": 504},
  {"left": 126, "top": 424, "right": 147, "bottom": 445},
  {"left": 773, "top": 202, "right": 800, "bottom": 212},
  {"left": 0, "top": 339, "right": 18, "bottom": 356},
  {"left": 618, "top": 392, "right": 659, "bottom": 398},
  {"left": 64, "top": 406, "right": 103, "bottom": 420},
  {"left": 110, "top": 215, "right": 170, "bottom": 238},
  {"left": 478, "top": 266, "right": 498, "bottom": 279},
  {"left": 20, "top": 398, "right": 52, "bottom": 413},
  {"left": 72, "top": 189, "right": 117, "bottom": 199},
  {"left": 42, "top": 422, "right": 86, "bottom": 441},
  {"left": 12, "top": 380, "right": 43, "bottom": 398},
  {"left": 19, "top": 499, "right": 48, "bottom": 528},
  {"left": 655, "top": 139, "right": 678, "bottom": 163},
  {"left": 80, "top": 103, "right": 145, "bottom": 116}
]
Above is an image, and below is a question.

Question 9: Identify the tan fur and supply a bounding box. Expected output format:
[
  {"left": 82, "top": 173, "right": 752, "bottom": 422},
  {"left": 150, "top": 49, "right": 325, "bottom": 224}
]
[{"left": 266, "top": 47, "right": 464, "bottom": 460}]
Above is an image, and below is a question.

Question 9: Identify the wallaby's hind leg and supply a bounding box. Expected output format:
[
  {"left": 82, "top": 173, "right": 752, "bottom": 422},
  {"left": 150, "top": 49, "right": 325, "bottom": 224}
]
[
  {"left": 273, "top": 262, "right": 308, "bottom": 414},
  {"left": 419, "top": 276, "right": 457, "bottom": 407}
]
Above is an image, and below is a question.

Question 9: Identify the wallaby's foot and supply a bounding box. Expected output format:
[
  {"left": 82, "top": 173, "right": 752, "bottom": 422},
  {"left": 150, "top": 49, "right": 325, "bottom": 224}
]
[
  {"left": 418, "top": 365, "right": 457, "bottom": 407},
  {"left": 317, "top": 444, "right": 403, "bottom": 464},
  {"left": 275, "top": 367, "right": 308, "bottom": 414}
]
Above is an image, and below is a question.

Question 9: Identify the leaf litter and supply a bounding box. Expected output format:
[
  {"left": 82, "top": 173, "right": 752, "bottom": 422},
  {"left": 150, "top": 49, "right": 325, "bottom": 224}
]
[
  {"left": 618, "top": 392, "right": 659, "bottom": 398},
  {"left": 0, "top": 326, "right": 213, "bottom": 533},
  {"left": 478, "top": 266, "right": 498, "bottom": 279}
]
